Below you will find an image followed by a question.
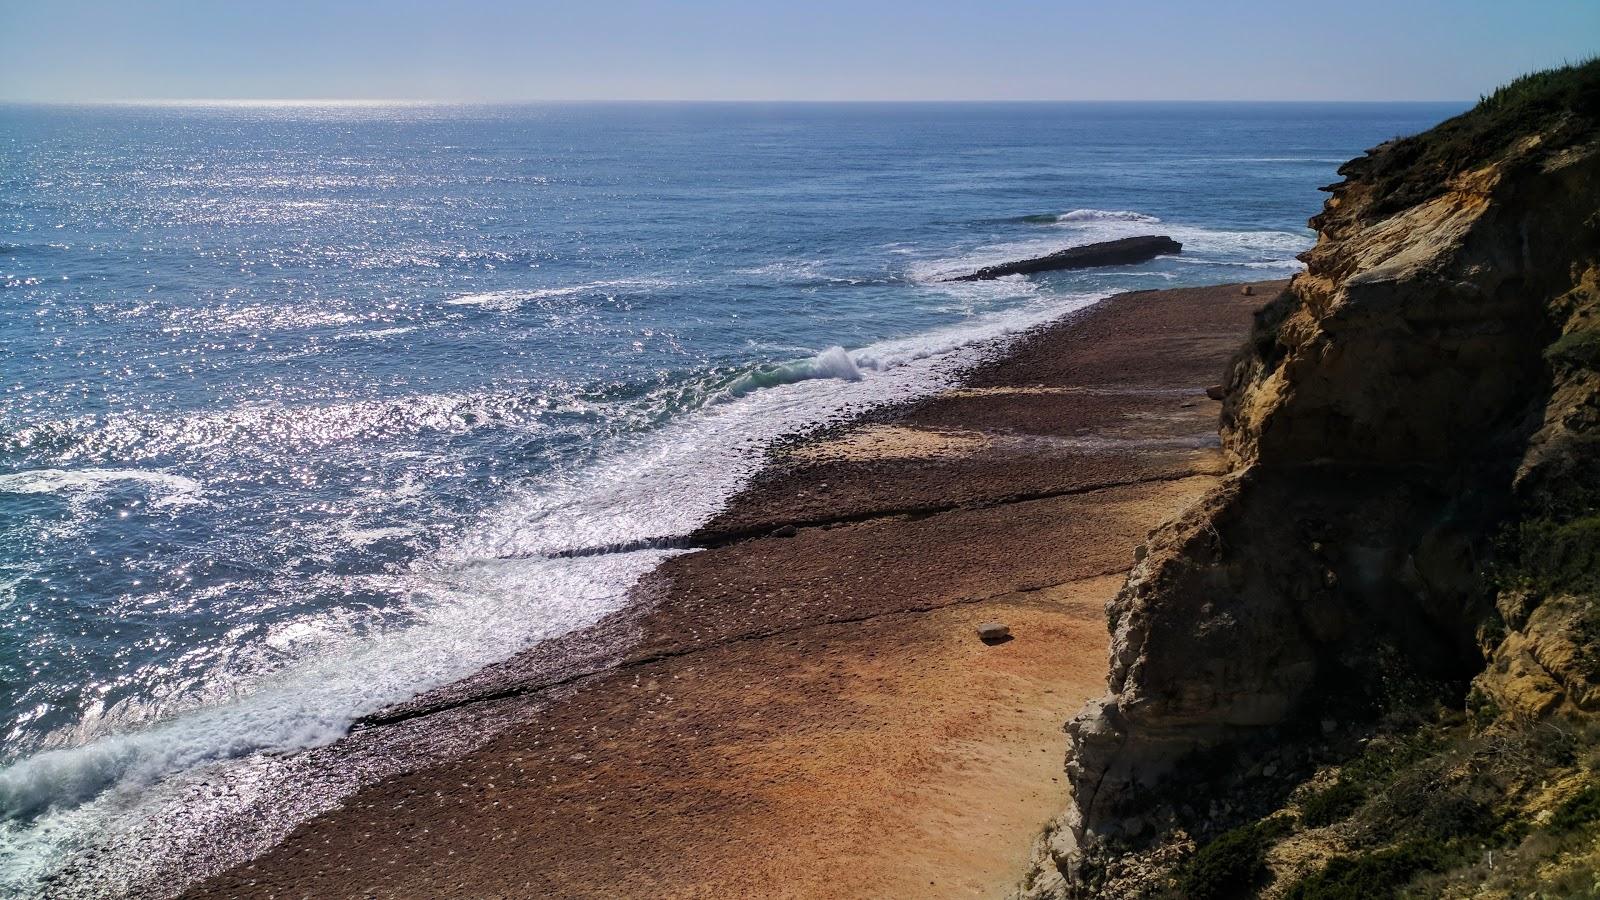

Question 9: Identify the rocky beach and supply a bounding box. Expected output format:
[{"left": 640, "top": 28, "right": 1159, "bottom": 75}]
[{"left": 178, "top": 281, "right": 1280, "bottom": 898}]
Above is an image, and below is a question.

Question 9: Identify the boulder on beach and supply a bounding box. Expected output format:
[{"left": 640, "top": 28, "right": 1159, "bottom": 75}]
[
  {"left": 948, "top": 235, "right": 1181, "bottom": 281},
  {"left": 978, "top": 622, "right": 1011, "bottom": 643}
]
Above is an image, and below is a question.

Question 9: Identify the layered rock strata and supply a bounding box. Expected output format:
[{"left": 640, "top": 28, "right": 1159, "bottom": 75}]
[{"left": 1023, "top": 69, "right": 1600, "bottom": 897}]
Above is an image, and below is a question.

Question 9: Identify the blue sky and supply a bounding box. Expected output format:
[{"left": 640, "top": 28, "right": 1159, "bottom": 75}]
[{"left": 1, "top": 1, "right": 1595, "bottom": 102}]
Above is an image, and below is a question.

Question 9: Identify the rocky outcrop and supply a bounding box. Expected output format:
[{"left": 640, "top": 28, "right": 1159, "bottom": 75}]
[
  {"left": 1021, "top": 62, "right": 1600, "bottom": 898},
  {"left": 949, "top": 236, "right": 1181, "bottom": 281}
]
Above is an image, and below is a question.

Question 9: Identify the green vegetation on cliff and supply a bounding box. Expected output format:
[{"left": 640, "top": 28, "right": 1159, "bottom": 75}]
[
  {"left": 1157, "top": 717, "right": 1600, "bottom": 898},
  {"left": 1354, "top": 57, "right": 1600, "bottom": 219},
  {"left": 1178, "top": 817, "right": 1293, "bottom": 900}
]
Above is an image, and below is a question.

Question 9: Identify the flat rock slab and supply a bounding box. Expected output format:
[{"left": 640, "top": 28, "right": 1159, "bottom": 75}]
[{"left": 949, "top": 235, "right": 1181, "bottom": 281}]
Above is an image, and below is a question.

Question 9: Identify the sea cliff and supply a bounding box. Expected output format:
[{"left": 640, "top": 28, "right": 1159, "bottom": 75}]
[{"left": 1022, "top": 59, "right": 1600, "bottom": 898}]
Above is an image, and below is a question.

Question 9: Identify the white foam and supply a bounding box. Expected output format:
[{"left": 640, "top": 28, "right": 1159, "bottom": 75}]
[
  {"left": 809, "top": 346, "right": 864, "bottom": 380},
  {"left": 339, "top": 524, "right": 420, "bottom": 547},
  {"left": 0, "top": 549, "right": 671, "bottom": 893},
  {"left": 0, "top": 285, "right": 1107, "bottom": 893},
  {"left": 1053, "top": 208, "right": 1162, "bottom": 224},
  {"left": 731, "top": 259, "right": 872, "bottom": 285},
  {"left": 335, "top": 326, "right": 418, "bottom": 341},
  {"left": 0, "top": 552, "right": 660, "bottom": 809},
  {"left": 914, "top": 209, "right": 1311, "bottom": 282},
  {"left": 444, "top": 278, "right": 674, "bottom": 311},
  {"left": 440, "top": 288, "right": 1106, "bottom": 567},
  {"left": 9, "top": 391, "right": 554, "bottom": 463},
  {"left": 1049, "top": 210, "right": 1310, "bottom": 261},
  {"left": 145, "top": 305, "right": 365, "bottom": 335},
  {"left": 0, "top": 469, "right": 203, "bottom": 509},
  {"left": 734, "top": 259, "right": 827, "bottom": 278},
  {"left": 713, "top": 346, "right": 863, "bottom": 400}
]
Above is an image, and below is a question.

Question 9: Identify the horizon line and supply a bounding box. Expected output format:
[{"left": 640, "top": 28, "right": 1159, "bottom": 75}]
[{"left": 0, "top": 97, "right": 1477, "bottom": 107}]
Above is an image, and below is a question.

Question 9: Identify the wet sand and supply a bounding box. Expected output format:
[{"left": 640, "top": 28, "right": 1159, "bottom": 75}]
[{"left": 183, "top": 280, "right": 1281, "bottom": 899}]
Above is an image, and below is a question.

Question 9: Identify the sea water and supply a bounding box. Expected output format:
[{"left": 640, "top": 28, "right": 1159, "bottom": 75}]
[{"left": 0, "top": 100, "right": 1463, "bottom": 892}]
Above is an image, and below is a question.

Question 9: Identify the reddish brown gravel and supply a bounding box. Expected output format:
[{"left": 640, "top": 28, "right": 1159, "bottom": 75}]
[{"left": 183, "top": 281, "right": 1282, "bottom": 900}]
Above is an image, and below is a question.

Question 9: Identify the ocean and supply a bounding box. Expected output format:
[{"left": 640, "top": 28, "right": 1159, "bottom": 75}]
[{"left": 0, "top": 100, "right": 1464, "bottom": 893}]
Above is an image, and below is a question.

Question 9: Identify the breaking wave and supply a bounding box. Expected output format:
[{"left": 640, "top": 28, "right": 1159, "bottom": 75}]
[
  {"left": 444, "top": 278, "right": 676, "bottom": 311},
  {"left": 1053, "top": 208, "right": 1163, "bottom": 224},
  {"left": 919, "top": 208, "right": 1310, "bottom": 282},
  {"left": 0, "top": 284, "right": 1107, "bottom": 897}
]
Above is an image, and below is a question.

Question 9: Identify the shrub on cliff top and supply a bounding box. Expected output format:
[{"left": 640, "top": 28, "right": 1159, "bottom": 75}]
[
  {"left": 1513, "top": 515, "right": 1600, "bottom": 599},
  {"left": 1545, "top": 327, "right": 1600, "bottom": 372},
  {"left": 1549, "top": 780, "right": 1600, "bottom": 834},
  {"left": 1301, "top": 779, "right": 1366, "bottom": 827},
  {"left": 1282, "top": 839, "right": 1451, "bottom": 900},
  {"left": 1178, "top": 817, "right": 1293, "bottom": 900},
  {"left": 1478, "top": 58, "right": 1600, "bottom": 114},
  {"left": 1336, "top": 728, "right": 1446, "bottom": 792},
  {"left": 1352, "top": 57, "right": 1600, "bottom": 219}
]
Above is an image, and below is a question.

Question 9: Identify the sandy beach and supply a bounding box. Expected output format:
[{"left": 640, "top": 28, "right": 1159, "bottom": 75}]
[{"left": 182, "top": 280, "right": 1282, "bottom": 899}]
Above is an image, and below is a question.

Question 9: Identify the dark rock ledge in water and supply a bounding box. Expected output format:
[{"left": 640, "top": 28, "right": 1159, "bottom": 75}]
[{"left": 948, "top": 235, "right": 1181, "bottom": 281}]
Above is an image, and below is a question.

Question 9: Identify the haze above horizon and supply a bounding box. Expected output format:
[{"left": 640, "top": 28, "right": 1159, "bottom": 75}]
[{"left": 1, "top": 0, "right": 1596, "bottom": 103}]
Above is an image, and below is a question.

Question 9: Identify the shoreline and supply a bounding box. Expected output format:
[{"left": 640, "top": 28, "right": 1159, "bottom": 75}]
[{"left": 173, "top": 279, "right": 1283, "bottom": 899}]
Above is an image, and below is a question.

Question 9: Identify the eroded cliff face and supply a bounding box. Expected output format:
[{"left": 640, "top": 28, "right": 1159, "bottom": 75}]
[{"left": 1022, "top": 67, "right": 1600, "bottom": 899}]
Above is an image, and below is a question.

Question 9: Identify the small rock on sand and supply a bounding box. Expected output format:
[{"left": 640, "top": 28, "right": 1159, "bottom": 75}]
[
  {"left": 978, "top": 622, "right": 1011, "bottom": 643},
  {"left": 1241, "top": 284, "right": 1255, "bottom": 296},
  {"left": 1205, "top": 384, "right": 1226, "bottom": 401}
]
